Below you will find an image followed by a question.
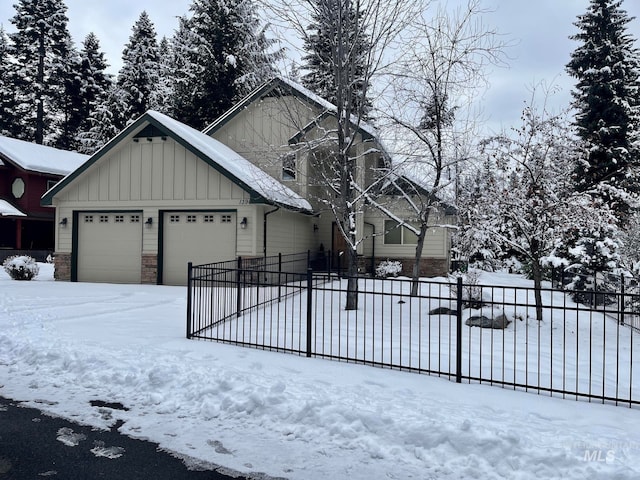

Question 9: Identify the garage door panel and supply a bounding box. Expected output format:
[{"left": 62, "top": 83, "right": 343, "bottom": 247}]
[
  {"left": 78, "top": 213, "right": 142, "bottom": 283},
  {"left": 163, "top": 212, "right": 236, "bottom": 285}
]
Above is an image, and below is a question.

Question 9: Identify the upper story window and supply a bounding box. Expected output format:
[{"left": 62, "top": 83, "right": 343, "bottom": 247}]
[
  {"left": 11, "top": 178, "right": 25, "bottom": 199},
  {"left": 282, "top": 153, "right": 296, "bottom": 181},
  {"left": 46, "top": 179, "right": 58, "bottom": 191}
]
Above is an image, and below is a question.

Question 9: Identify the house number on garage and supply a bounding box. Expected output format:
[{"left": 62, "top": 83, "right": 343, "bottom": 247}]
[{"left": 239, "top": 198, "right": 250, "bottom": 204}]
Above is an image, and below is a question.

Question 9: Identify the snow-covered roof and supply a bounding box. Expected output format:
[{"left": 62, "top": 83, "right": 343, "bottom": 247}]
[
  {"left": 146, "top": 111, "right": 312, "bottom": 212},
  {"left": 0, "top": 199, "right": 26, "bottom": 217},
  {"left": 43, "top": 111, "right": 312, "bottom": 213},
  {"left": 0, "top": 135, "right": 89, "bottom": 176}
]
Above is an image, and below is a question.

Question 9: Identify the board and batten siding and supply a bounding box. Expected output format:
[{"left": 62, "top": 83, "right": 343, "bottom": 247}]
[
  {"left": 366, "top": 203, "right": 453, "bottom": 259},
  {"left": 210, "top": 97, "right": 320, "bottom": 201},
  {"left": 263, "top": 207, "right": 316, "bottom": 257},
  {"left": 52, "top": 136, "right": 256, "bottom": 256}
]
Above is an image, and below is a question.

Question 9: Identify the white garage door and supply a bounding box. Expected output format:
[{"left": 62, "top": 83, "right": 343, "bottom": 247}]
[
  {"left": 162, "top": 212, "right": 236, "bottom": 285},
  {"left": 77, "top": 212, "right": 143, "bottom": 283}
]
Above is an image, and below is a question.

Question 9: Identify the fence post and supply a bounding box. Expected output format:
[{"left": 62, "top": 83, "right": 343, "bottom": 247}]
[
  {"left": 456, "top": 276, "right": 463, "bottom": 383},
  {"left": 236, "top": 256, "right": 242, "bottom": 318},
  {"left": 278, "top": 252, "right": 282, "bottom": 302},
  {"left": 186, "top": 262, "right": 193, "bottom": 339},
  {"left": 620, "top": 273, "right": 625, "bottom": 325},
  {"left": 306, "top": 268, "right": 313, "bottom": 358}
]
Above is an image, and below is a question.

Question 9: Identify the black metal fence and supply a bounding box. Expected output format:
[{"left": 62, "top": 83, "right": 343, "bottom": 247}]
[{"left": 187, "top": 257, "right": 640, "bottom": 408}]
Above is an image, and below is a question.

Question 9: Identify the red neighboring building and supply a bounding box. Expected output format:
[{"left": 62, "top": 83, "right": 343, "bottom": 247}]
[{"left": 0, "top": 136, "right": 87, "bottom": 260}]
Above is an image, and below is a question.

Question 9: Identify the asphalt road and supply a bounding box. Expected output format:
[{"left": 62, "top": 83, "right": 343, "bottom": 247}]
[{"left": 0, "top": 396, "right": 280, "bottom": 480}]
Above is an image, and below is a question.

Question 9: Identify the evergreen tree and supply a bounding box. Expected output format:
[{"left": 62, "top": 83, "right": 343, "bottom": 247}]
[
  {"left": 51, "top": 35, "right": 84, "bottom": 149},
  {"left": 301, "top": 0, "right": 372, "bottom": 118},
  {"left": 76, "top": 33, "right": 113, "bottom": 139},
  {"left": 117, "top": 11, "right": 160, "bottom": 122},
  {"left": 566, "top": 0, "right": 640, "bottom": 217},
  {"left": 9, "top": 0, "right": 72, "bottom": 144},
  {"left": 172, "top": 0, "right": 279, "bottom": 129},
  {"left": 170, "top": 16, "right": 200, "bottom": 122},
  {"left": 79, "top": 83, "right": 128, "bottom": 154},
  {"left": 0, "top": 26, "right": 15, "bottom": 137},
  {"left": 150, "top": 36, "right": 174, "bottom": 115}
]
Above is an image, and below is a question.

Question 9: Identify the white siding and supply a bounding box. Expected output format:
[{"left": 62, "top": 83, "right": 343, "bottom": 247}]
[{"left": 52, "top": 136, "right": 254, "bottom": 255}]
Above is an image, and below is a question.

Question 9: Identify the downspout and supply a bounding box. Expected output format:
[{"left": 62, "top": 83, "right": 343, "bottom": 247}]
[
  {"left": 263, "top": 206, "right": 280, "bottom": 259},
  {"left": 364, "top": 221, "right": 375, "bottom": 275}
]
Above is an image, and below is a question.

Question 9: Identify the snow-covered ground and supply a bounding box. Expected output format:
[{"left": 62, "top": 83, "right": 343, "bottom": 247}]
[{"left": 1, "top": 264, "right": 639, "bottom": 479}]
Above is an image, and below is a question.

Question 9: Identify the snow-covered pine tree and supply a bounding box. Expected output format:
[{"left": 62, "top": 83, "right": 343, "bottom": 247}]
[
  {"left": 117, "top": 11, "right": 160, "bottom": 122},
  {"left": 78, "top": 84, "right": 128, "bottom": 154},
  {"left": 300, "top": 0, "right": 372, "bottom": 119},
  {"left": 149, "top": 36, "right": 174, "bottom": 115},
  {"left": 171, "top": 0, "right": 279, "bottom": 130},
  {"left": 76, "top": 33, "right": 113, "bottom": 142},
  {"left": 51, "top": 35, "right": 85, "bottom": 149},
  {"left": 566, "top": 0, "right": 640, "bottom": 218},
  {"left": 9, "top": 0, "right": 72, "bottom": 144},
  {"left": 169, "top": 16, "right": 201, "bottom": 126},
  {"left": 0, "top": 26, "right": 15, "bottom": 137}
]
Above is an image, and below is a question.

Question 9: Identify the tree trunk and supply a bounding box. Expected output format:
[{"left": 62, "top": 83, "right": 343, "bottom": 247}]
[
  {"left": 345, "top": 245, "right": 359, "bottom": 310},
  {"left": 410, "top": 214, "right": 430, "bottom": 297},
  {"left": 531, "top": 259, "right": 544, "bottom": 321},
  {"left": 410, "top": 227, "right": 428, "bottom": 296}
]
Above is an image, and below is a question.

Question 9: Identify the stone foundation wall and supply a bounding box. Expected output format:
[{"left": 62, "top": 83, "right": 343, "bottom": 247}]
[
  {"left": 141, "top": 254, "right": 158, "bottom": 284},
  {"left": 53, "top": 252, "right": 71, "bottom": 281},
  {"left": 374, "top": 257, "right": 449, "bottom": 278}
]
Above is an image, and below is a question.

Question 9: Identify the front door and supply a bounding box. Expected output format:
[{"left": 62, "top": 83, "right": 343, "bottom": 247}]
[{"left": 331, "top": 222, "right": 347, "bottom": 274}]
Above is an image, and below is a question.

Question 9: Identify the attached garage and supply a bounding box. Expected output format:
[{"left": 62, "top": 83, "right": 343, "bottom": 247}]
[
  {"left": 161, "top": 211, "right": 236, "bottom": 285},
  {"left": 76, "top": 212, "right": 143, "bottom": 283},
  {"left": 42, "top": 110, "right": 313, "bottom": 286}
]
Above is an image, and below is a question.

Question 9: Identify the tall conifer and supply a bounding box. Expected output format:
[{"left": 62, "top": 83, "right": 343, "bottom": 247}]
[{"left": 566, "top": 0, "right": 640, "bottom": 217}]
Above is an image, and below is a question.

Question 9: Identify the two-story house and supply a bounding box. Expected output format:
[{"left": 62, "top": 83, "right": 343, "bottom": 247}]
[
  {"left": 0, "top": 135, "right": 87, "bottom": 261},
  {"left": 42, "top": 77, "right": 453, "bottom": 285}
]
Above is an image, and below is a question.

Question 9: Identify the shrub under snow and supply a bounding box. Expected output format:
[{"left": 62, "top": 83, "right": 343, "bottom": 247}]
[
  {"left": 3, "top": 255, "right": 39, "bottom": 281},
  {"left": 376, "top": 260, "right": 403, "bottom": 278}
]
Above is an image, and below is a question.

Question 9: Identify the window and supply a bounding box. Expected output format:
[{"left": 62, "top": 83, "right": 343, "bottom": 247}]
[
  {"left": 187, "top": 215, "right": 197, "bottom": 223},
  {"left": 100, "top": 215, "right": 109, "bottom": 223},
  {"left": 221, "top": 215, "right": 232, "bottom": 223},
  {"left": 204, "top": 215, "right": 215, "bottom": 223},
  {"left": 131, "top": 215, "right": 140, "bottom": 223},
  {"left": 384, "top": 220, "right": 418, "bottom": 245},
  {"left": 46, "top": 179, "right": 58, "bottom": 190},
  {"left": 170, "top": 215, "right": 180, "bottom": 223},
  {"left": 282, "top": 153, "right": 296, "bottom": 181},
  {"left": 84, "top": 215, "right": 93, "bottom": 223},
  {"left": 115, "top": 215, "right": 124, "bottom": 223},
  {"left": 11, "top": 178, "right": 25, "bottom": 199}
]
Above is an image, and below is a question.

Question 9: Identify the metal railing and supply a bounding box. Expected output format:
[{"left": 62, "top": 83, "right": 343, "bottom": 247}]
[{"left": 187, "top": 260, "right": 640, "bottom": 408}]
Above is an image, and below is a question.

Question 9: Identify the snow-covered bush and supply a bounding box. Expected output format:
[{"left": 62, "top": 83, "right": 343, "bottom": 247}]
[
  {"left": 3, "top": 255, "right": 39, "bottom": 281},
  {"left": 376, "top": 260, "right": 403, "bottom": 278},
  {"left": 451, "top": 270, "right": 486, "bottom": 308}
]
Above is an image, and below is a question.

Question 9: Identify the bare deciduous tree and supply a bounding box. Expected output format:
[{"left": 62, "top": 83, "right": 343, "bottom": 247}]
[
  {"left": 264, "top": 0, "right": 422, "bottom": 309},
  {"left": 374, "top": 0, "right": 508, "bottom": 296}
]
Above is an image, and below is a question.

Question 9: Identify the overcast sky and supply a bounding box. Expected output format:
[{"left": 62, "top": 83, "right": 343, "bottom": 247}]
[{"left": 1, "top": 0, "right": 640, "bottom": 133}]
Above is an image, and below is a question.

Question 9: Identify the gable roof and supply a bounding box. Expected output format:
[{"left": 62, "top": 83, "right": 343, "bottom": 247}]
[
  {"left": 0, "top": 135, "right": 88, "bottom": 176},
  {"left": 41, "top": 111, "right": 312, "bottom": 213},
  {"left": 380, "top": 172, "right": 457, "bottom": 216},
  {"left": 202, "top": 76, "right": 378, "bottom": 141},
  {"left": 0, "top": 199, "right": 26, "bottom": 217}
]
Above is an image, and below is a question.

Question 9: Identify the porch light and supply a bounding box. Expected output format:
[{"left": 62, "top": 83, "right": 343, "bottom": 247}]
[
  {"left": 313, "top": 224, "right": 319, "bottom": 232},
  {"left": 59, "top": 217, "right": 68, "bottom": 226},
  {"left": 240, "top": 217, "right": 248, "bottom": 229},
  {"left": 145, "top": 217, "right": 153, "bottom": 226}
]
